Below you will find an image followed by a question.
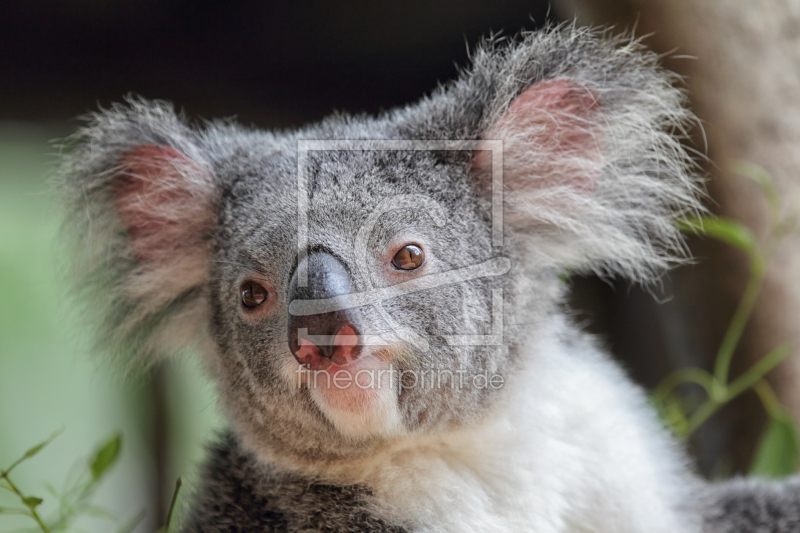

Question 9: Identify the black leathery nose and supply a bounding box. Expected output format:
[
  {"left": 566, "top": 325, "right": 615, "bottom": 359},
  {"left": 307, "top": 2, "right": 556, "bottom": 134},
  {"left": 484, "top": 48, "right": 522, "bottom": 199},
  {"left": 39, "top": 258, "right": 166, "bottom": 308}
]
[{"left": 287, "top": 252, "right": 363, "bottom": 369}]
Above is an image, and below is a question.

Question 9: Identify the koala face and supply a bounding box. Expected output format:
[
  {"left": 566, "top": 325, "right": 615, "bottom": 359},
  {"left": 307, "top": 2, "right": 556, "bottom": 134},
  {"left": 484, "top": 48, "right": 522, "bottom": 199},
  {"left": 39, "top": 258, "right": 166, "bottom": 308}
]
[
  {"left": 60, "top": 30, "right": 700, "bottom": 469},
  {"left": 206, "top": 134, "right": 514, "bottom": 461}
]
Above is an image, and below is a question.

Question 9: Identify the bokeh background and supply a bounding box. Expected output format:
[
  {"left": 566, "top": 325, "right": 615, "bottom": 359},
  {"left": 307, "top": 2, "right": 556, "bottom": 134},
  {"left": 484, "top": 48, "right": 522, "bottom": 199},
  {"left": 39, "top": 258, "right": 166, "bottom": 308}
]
[{"left": 2, "top": 1, "right": 799, "bottom": 531}]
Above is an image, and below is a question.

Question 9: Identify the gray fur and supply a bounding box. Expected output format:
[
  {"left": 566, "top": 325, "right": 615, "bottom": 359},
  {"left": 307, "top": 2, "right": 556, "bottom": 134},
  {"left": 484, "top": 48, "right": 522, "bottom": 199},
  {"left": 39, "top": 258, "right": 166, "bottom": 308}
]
[
  {"left": 701, "top": 478, "right": 800, "bottom": 533},
  {"left": 183, "top": 433, "right": 405, "bottom": 533},
  {"left": 58, "top": 24, "right": 800, "bottom": 532}
]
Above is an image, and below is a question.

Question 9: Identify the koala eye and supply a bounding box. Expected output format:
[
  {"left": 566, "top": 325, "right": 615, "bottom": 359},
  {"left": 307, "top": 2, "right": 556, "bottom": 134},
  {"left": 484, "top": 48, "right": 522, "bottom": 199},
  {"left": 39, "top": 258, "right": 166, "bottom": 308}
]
[
  {"left": 241, "top": 281, "right": 268, "bottom": 308},
  {"left": 392, "top": 244, "right": 425, "bottom": 270}
]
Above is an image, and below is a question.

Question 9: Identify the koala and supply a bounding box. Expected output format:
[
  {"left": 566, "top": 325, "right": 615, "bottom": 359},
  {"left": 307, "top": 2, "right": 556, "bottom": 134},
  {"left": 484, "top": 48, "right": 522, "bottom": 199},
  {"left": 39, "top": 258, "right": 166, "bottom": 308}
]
[{"left": 58, "top": 25, "right": 800, "bottom": 533}]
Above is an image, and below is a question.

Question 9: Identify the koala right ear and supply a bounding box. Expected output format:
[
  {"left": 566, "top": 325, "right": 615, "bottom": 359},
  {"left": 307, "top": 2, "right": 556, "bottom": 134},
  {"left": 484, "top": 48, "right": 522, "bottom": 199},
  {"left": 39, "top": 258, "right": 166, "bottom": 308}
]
[
  {"left": 471, "top": 77, "right": 602, "bottom": 207},
  {"left": 59, "top": 99, "right": 218, "bottom": 372}
]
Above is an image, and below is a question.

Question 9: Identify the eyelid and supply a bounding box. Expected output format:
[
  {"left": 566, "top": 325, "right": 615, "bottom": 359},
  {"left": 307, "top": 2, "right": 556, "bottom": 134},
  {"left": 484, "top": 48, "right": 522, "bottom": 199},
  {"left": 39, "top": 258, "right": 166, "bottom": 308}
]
[{"left": 383, "top": 232, "right": 428, "bottom": 255}]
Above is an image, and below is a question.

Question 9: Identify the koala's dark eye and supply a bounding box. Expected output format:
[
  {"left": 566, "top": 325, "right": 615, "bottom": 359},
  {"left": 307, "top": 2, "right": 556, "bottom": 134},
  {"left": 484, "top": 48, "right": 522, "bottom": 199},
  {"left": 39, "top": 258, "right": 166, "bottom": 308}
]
[
  {"left": 392, "top": 244, "right": 425, "bottom": 270},
  {"left": 241, "top": 281, "right": 268, "bottom": 308}
]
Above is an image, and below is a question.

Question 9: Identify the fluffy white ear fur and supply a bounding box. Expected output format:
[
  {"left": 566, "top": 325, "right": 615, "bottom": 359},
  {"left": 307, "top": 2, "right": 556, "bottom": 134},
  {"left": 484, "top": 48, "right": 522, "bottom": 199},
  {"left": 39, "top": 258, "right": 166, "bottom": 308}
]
[
  {"left": 115, "top": 145, "right": 215, "bottom": 315},
  {"left": 111, "top": 145, "right": 217, "bottom": 361},
  {"left": 473, "top": 76, "right": 703, "bottom": 281},
  {"left": 115, "top": 145, "right": 214, "bottom": 265},
  {"left": 59, "top": 101, "right": 218, "bottom": 372},
  {"left": 474, "top": 78, "right": 601, "bottom": 196}
]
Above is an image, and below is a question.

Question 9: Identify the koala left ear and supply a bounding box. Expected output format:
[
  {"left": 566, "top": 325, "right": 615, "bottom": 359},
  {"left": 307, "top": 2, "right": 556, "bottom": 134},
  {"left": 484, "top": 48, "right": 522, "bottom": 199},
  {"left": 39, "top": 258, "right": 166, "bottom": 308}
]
[
  {"left": 455, "top": 30, "right": 704, "bottom": 281},
  {"left": 59, "top": 99, "right": 218, "bottom": 372}
]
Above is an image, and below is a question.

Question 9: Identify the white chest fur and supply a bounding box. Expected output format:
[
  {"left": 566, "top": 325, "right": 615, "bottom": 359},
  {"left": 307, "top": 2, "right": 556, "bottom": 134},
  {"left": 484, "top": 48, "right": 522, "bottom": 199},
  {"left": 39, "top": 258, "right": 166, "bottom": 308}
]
[{"left": 353, "top": 330, "right": 702, "bottom": 533}]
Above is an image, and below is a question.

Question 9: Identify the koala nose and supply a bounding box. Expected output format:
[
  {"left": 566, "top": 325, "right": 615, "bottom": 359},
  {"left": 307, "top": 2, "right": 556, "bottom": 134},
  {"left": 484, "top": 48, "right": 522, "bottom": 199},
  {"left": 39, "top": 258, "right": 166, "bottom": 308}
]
[{"left": 288, "top": 252, "right": 363, "bottom": 370}]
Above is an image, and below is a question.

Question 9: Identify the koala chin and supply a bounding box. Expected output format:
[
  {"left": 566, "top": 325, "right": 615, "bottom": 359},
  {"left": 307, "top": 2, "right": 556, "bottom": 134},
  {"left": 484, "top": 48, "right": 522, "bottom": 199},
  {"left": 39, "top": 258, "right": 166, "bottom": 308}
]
[{"left": 59, "top": 25, "right": 800, "bottom": 533}]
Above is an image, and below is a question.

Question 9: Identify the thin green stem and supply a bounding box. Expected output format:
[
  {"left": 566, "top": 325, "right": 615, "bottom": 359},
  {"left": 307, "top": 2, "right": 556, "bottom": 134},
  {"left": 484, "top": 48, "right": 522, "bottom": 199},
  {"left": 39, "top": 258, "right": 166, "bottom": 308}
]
[
  {"left": 3, "top": 458, "right": 28, "bottom": 478},
  {"left": 725, "top": 345, "right": 792, "bottom": 400},
  {"left": 652, "top": 367, "right": 716, "bottom": 401},
  {"left": 164, "top": 478, "right": 182, "bottom": 532},
  {"left": 666, "top": 170, "right": 797, "bottom": 440},
  {"left": 682, "top": 345, "right": 791, "bottom": 436},
  {"left": 714, "top": 255, "right": 766, "bottom": 384},
  {"left": 753, "top": 379, "right": 784, "bottom": 419},
  {"left": 0, "top": 472, "right": 50, "bottom": 533},
  {"left": 682, "top": 399, "right": 721, "bottom": 437}
]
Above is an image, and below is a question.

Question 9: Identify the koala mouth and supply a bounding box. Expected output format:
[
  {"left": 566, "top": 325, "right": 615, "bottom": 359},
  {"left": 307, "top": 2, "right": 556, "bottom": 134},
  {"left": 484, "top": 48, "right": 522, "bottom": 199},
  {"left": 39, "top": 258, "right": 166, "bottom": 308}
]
[
  {"left": 304, "top": 348, "right": 394, "bottom": 414},
  {"left": 299, "top": 342, "right": 408, "bottom": 439}
]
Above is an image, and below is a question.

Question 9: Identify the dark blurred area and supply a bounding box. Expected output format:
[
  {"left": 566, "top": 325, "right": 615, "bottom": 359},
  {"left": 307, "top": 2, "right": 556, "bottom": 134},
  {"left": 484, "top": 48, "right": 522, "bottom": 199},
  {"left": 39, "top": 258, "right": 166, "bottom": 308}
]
[{"left": 0, "top": 1, "right": 552, "bottom": 127}]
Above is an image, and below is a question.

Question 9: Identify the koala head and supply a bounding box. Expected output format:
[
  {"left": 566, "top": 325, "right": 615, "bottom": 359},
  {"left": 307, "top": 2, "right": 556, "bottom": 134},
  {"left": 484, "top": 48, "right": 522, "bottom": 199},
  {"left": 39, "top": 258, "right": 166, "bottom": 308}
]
[{"left": 59, "top": 28, "right": 700, "bottom": 470}]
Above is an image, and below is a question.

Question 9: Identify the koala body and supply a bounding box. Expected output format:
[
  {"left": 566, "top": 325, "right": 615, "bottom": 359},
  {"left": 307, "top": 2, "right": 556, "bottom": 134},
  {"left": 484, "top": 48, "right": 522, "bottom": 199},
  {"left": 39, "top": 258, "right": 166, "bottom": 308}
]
[{"left": 59, "top": 26, "right": 800, "bottom": 532}]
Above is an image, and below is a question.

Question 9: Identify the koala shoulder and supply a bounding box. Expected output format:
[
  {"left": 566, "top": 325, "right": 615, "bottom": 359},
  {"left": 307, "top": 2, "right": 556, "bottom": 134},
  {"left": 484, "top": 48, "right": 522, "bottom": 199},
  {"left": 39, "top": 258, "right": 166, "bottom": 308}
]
[
  {"left": 182, "top": 432, "right": 406, "bottom": 533},
  {"left": 700, "top": 476, "right": 800, "bottom": 533}
]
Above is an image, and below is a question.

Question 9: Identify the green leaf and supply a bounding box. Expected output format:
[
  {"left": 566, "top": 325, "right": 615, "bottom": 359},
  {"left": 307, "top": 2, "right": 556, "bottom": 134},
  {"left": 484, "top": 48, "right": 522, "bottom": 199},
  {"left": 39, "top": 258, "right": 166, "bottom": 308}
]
[
  {"left": 750, "top": 412, "right": 800, "bottom": 478},
  {"left": 89, "top": 433, "right": 122, "bottom": 481},
  {"left": 21, "top": 496, "right": 42, "bottom": 509},
  {"left": 678, "top": 216, "right": 758, "bottom": 256},
  {"left": 21, "top": 429, "right": 63, "bottom": 460}
]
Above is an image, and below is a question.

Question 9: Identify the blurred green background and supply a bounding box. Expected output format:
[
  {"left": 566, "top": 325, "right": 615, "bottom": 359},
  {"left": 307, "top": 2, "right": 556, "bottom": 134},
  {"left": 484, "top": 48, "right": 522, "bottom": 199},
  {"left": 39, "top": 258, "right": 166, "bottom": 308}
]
[{"left": 0, "top": 124, "right": 222, "bottom": 532}]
